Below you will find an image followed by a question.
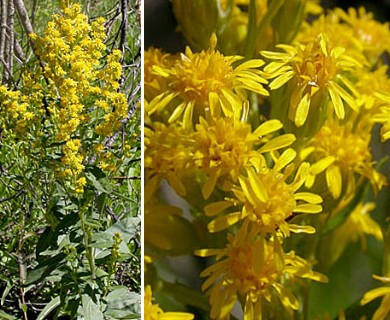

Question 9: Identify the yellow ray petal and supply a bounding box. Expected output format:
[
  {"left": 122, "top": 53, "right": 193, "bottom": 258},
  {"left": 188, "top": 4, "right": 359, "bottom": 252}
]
[
  {"left": 274, "top": 148, "right": 297, "bottom": 172},
  {"left": 361, "top": 287, "right": 390, "bottom": 305},
  {"left": 326, "top": 165, "right": 342, "bottom": 199},
  {"left": 247, "top": 168, "right": 269, "bottom": 203},
  {"left": 253, "top": 119, "right": 283, "bottom": 137},
  {"left": 208, "top": 212, "right": 242, "bottom": 232},
  {"left": 295, "top": 93, "right": 311, "bottom": 127},
  {"left": 328, "top": 81, "right": 345, "bottom": 119},
  {"left": 258, "top": 134, "right": 296, "bottom": 153},
  {"left": 289, "top": 224, "right": 316, "bottom": 234},
  {"left": 293, "top": 204, "right": 322, "bottom": 214},
  {"left": 205, "top": 201, "right": 233, "bottom": 217},
  {"left": 294, "top": 192, "right": 323, "bottom": 204},
  {"left": 310, "top": 156, "right": 336, "bottom": 175},
  {"left": 269, "top": 71, "right": 295, "bottom": 90}
]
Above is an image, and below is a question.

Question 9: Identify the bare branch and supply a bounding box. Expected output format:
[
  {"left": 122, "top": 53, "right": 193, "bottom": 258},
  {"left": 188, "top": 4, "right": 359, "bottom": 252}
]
[
  {"left": 0, "top": 0, "right": 6, "bottom": 62},
  {"left": 14, "top": 38, "right": 25, "bottom": 62},
  {"left": 2, "top": 0, "right": 14, "bottom": 85},
  {"left": 13, "top": 0, "right": 34, "bottom": 37}
]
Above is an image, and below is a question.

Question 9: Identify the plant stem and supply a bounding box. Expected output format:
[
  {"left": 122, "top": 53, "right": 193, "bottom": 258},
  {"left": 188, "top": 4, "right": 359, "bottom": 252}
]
[{"left": 80, "top": 206, "right": 96, "bottom": 280}]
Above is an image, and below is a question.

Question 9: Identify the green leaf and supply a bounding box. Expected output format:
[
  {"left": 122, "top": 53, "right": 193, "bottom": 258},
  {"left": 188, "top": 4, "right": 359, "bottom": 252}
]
[
  {"left": 85, "top": 171, "right": 113, "bottom": 194},
  {"left": 81, "top": 294, "right": 104, "bottom": 320},
  {"left": 84, "top": 218, "right": 103, "bottom": 229},
  {"left": 0, "top": 278, "right": 12, "bottom": 305},
  {"left": 91, "top": 232, "right": 114, "bottom": 249},
  {"left": 97, "top": 193, "right": 107, "bottom": 216},
  {"left": 163, "top": 281, "right": 210, "bottom": 312},
  {"left": 25, "top": 252, "right": 67, "bottom": 285},
  {"left": 104, "top": 288, "right": 141, "bottom": 319},
  {"left": 0, "top": 309, "right": 17, "bottom": 320},
  {"left": 36, "top": 296, "right": 61, "bottom": 320},
  {"left": 105, "top": 217, "right": 141, "bottom": 242}
]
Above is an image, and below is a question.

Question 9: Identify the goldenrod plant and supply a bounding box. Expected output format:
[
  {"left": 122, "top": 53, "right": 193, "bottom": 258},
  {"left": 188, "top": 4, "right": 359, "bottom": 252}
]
[
  {"left": 0, "top": 0, "right": 140, "bottom": 318},
  {"left": 144, "top": 0, "right": 390, "bottom": 319}
]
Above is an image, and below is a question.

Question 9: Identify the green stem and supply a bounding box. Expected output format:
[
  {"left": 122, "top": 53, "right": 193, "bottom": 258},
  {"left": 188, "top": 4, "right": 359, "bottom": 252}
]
[
  {"left": 383, "top": 224, "right": 390, "bottom": 277},
  {"left": 79, "top": 206, "right": 96, "bottom": 280},
  {"left": 243, "top": 0, "right": 286, "bottom": 59}
]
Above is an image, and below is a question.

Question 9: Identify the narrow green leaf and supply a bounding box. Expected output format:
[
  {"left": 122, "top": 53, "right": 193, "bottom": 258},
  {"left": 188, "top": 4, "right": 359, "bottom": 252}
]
[
  {"left": 36, "top": 297, "right": 61, "bottom": 320},
  {"left": 0, "top": 310, "right": 17, "bottom": 320}
]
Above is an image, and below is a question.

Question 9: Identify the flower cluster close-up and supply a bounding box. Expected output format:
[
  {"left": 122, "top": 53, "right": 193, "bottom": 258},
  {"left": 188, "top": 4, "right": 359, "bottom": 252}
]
[{"left": 144, "top": 0, "right": 390, "bottom": 319}]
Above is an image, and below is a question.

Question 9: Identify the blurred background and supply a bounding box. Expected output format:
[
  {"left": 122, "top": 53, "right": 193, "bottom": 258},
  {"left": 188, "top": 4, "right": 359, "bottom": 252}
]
[{"left": 145, "top": 0, "right": 390, "bottom": 51}]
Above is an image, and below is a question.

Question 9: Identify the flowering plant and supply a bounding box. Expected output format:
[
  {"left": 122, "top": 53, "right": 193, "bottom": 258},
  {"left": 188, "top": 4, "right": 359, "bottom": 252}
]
[
  {"left": 0, "top": 1, "right": 141, "bottom": 318},
  {"left": 144, "top": 1, "right": 390, "bottom": 319}
]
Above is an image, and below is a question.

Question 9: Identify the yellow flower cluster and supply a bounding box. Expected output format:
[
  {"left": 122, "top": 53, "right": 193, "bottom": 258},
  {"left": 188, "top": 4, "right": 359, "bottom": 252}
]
[
  {"left": 60, "top": 139, "right": 84, "bottom": 177},
  {"left": 145, "top": 34, "right": 327, "bottom": 318},
  {"left": 146, "top": 1, "right": 389, "bottom": 319},
  {"left": 0, "top": 3, "right": 129, "bottom": 194}
]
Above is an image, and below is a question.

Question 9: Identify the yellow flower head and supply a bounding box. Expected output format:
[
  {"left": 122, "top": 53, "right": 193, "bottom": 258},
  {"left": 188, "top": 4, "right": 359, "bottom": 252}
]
[
  {"left": 205, "top": 156, "right": 322, "bottom": 236},
  {"left": 321, "top": 202, "right": 383, "bottom": 269},
  {"left": 334, "top": 7, "right": 390, "bottom": 65},
  {"left": 302, "top": 119, "right": 386, "bottom": 199},
  {"left": 262, "top": 34, "right": 362, "bottom": 126},
  {"left": 144, "top": 47, "right": 175, "bottom": 100},
  {"left": 144, "top": 286, "right": 194, "bottom": 320},
  {"left": 193, "top": 116, "right": 293, "bottom": 199},
  {"left": 75, "top": 176, "right": 87, "bottom": 194},
  {"left": 296, "top": 12, "right": 363, "bottom": 60},
  {"left": 196, "top": 224, "right": 327, "bottom": 319},
  {"left": 146, "top": 34, "right": 269, "bottom": 128},
  {"left": 144, "top": 119, "right": 195, "bottom": 196},
  {"left": 61, "top": 139, "right": 84, "bottom": 176},
  {"left": 355, "top": 66, "right": 390, "bottom": 112}
]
